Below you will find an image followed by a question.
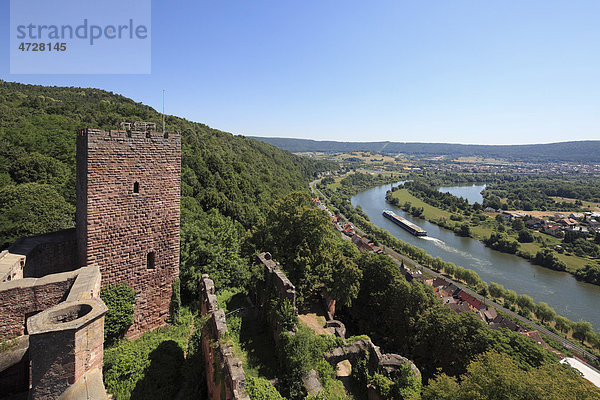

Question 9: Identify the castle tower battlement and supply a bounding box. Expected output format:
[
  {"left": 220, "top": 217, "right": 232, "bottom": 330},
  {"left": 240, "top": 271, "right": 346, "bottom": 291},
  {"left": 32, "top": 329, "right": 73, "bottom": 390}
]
[{"left": 76, "top": 124, "right": 181, "bottom": 337}]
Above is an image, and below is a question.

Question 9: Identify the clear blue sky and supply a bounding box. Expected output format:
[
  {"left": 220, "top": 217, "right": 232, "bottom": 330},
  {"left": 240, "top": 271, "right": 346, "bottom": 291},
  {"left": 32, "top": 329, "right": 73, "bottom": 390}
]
[{"left": 1, "top": 0, "right": 599, "bottom": 144}]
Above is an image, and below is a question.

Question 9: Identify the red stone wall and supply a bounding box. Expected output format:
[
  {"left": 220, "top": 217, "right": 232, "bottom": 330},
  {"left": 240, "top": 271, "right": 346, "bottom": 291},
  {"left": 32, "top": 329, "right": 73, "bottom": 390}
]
[
  {"left": 76, "top": 128, "right": 180, "bottom": 336},
  {"left": 74, "top": 315, "right": 104, "bottom": 383},
  {"left": 0, "top": 278, "right": 75, "bottom": 338},
  {"left": 22, "top": 229, "right": 78, "bottom": 278}
]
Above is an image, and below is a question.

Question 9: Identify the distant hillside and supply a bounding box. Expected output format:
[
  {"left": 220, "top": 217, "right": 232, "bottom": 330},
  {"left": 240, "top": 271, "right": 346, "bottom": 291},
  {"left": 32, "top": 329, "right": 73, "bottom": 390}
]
[
  {"left": 0, "top": 81, "right": 336, "bottom": 248},
  {"left": 250, "top": 137, "right": 600, "bottom": 163}
]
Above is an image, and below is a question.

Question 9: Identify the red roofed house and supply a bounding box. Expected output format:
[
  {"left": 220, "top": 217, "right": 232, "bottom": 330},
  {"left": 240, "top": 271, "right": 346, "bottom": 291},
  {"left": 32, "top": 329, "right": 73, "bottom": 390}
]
[
  {"left": 456, "top": 290, "right": 486, "bottom": 311},
  {"left": 558, "top": 218, "right": 578, "bottom": 227},
  {"left": 543, "top": 224, "right": 562, "bottom": 237},
  {"left": 343, "top": 224, "right": 355, "bottom": 235}
]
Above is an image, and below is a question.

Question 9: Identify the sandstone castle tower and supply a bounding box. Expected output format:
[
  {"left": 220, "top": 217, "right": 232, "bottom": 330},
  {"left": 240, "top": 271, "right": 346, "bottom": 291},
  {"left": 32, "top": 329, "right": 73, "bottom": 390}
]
[{"left": 76, "top": 122, "right": 181, "bottom": 336}]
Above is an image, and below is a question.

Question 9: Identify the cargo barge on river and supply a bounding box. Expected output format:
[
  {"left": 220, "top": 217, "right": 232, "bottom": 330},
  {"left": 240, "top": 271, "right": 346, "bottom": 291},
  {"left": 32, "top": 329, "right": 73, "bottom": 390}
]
[{"left": 382, "top": 210, "right": 427, "bottom": 236}]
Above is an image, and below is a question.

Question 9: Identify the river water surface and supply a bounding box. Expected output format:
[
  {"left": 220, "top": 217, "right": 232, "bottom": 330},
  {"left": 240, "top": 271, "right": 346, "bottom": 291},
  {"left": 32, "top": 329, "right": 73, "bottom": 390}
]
[{"left": 351, "top": 183, "right": 600, "bottom": 330}]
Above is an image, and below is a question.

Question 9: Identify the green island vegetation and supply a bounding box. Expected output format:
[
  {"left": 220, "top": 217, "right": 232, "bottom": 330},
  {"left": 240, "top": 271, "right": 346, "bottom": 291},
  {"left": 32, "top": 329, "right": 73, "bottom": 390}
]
[
  {"left": 2, "top": 81, "right": 600, "bottom": 399},
  {"left": 385, "top": 177, "right": 600, "bottom": 281}
]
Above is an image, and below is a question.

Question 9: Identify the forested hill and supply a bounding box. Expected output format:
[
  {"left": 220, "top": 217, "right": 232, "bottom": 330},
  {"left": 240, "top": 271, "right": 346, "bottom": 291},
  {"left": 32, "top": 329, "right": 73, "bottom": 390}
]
[
  {"left": 0, "top": 81, "right": 336, "bottom": 248},
  {"left": 250, "top": 136, "right": 600, "bottom": 163}
]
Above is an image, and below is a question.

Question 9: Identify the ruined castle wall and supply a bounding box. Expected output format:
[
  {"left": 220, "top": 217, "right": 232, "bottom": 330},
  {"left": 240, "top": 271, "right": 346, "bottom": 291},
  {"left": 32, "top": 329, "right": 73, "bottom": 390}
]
[
  {"left": 76, "top": 128, "right": 180, "bottom": 337},
  {"left": 0, "top": 336, "right": 29, "bottom": 397},
  {"left": 0, "top": 266, "right": 103, "bottom": 397},
  {"left": 0, "top": 272, "right": 76, "bottom": 338},
  {"left": 27, "top": 299, "right": 108, "bottom": 400},
  {"left": 0, "top": 266, "right": 101, "bottom": 339},
  {"left": 200, "top": 275, "right": 249, "bottom": 400},
  {"left": 255, "top": 252, "right": 298, "bottom": 342},
  {"left": 22, "top": 230, "right": 78, "bottom": 278},
  {"left": 256, "top": 252, "right": 296, "bottom": 307},
  {"left": 0, "top": 229, "right": 77, "bottom": 283}
]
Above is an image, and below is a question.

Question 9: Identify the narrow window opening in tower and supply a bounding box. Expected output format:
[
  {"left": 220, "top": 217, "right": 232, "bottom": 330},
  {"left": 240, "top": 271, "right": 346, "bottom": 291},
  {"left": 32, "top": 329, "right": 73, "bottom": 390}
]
[
  {"left": 147, "top": 252, "right": 156, "bottom": 270},
  {"left": 134, "top": 181, "right": 140, "bottom": 193}
]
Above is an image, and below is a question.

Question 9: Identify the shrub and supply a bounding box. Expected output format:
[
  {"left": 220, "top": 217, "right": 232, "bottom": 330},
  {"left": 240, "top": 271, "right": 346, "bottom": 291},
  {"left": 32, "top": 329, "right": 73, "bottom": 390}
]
[
  {"left": 103, "top": 323, "right": 189, "bottom": 399},
  {"left": 169, "top": 278, "right": 181, "bottom": 324},
  {"left": 245, "top": 376, "right": 285, "bottom": 400},
  {"left": 277, "top": 298, "right": 298, "bottom": 331},
  {"left": 533, "top": 249, "right": 566, "bottom": 271},
  {"left": 100, "top": 283, "right": 136, "bottom": 345},
  {"left": 307, "top": 359, "right": 348, "bottom": 400}
]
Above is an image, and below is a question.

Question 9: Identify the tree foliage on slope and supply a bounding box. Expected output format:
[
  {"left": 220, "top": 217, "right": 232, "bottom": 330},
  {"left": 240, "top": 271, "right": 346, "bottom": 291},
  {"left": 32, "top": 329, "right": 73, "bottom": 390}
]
[
  {"left": 253, "top": 192, "right": 362, "bottom": 306},
  {"left": 0, "top": 81, "right": 335, "bottom": 253},
  {"left": 348, "top": 253, "right": 556, "bottom": 382},
  {"left": 423, "top": 351, "right": 600, "bottom": 400},
  {"left": 253, "top": 191, "right": 362, "bottom": 306}
]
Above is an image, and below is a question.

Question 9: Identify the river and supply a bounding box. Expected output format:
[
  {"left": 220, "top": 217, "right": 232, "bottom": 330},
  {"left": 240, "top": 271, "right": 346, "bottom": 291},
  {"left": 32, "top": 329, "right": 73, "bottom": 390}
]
[
  {"left": 438, "top": 184, "right": 486, "bottom": 205},
  {"left": 351, "top": 183, "right": 600, "bottom": 331}
]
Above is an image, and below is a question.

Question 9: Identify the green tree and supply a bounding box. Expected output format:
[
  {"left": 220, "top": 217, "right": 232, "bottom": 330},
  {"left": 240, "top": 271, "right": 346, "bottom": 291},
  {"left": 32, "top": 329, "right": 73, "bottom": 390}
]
[
  {"left": 534, "top": 249, "right": 566, "bottom": 271},
  {"left": 257, "top": 191, "right": 355, "bottom": 304},
  {"left": 422, "top": 374, "right": 459, "bottom": 400},
  {"left": 9, "top": 152, "right": 68, "bottom": 186},
  {"left": 488, "top": 282, "right": 505, "bottom": 299},
  {"left": 457, "top": 223, "right": 471, "bottom": 237},
  {"left": 517, "top": 230, "right": 534, "bottom": 243},
  {"left": 504, "top": 289, "right": 517, "bottom": 306},
  {"left": 0, "top": 183, "right": 74, "bottom": 248},
  {"left": 511, "top": 218, "right": 525, "bottom": 231},
  {"left": 169, "top": 278, "right": 181, "bottom": 324},
  {"left": 534, "top": 302, "right": 556, "bottom": 324},
  {"left": 424, "top": 351, "right": 600, "bottom": 400},
  {"left": 554, "top": 315, "right": 572, "bottom": 334},
  {"left": 245, "top": 376, "right": 285, "bottom": 400},
  {"left": 328, "top": 255, "right": 362, "bottom": 308},
  {"left": 516, "top": 294, "right": 535, "bottom": 313},
  {"left": 180, "top": 207, "right": 250, "bottom": 299},
  {"left": 458, "top": 352, "right": 530, "bottom": 399},
  {"left": 587, "top": 332, "right": 600, "bottom": 351},
  {"left": 393, "top": 363, "right": 422, "bottom": 400},
  {"left": 572, "top": 321, "right": 593, "bottom": 344}
]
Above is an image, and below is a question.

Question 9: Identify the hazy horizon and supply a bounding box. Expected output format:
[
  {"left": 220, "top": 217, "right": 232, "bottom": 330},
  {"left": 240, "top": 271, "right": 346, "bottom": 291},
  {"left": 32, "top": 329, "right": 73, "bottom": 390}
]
[{"left": 249, "top": 135, "right": 600, "bottom": 147}]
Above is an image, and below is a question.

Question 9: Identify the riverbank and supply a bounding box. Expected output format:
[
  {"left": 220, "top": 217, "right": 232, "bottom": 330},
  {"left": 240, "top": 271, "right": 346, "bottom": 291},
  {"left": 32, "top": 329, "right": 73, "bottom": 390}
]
[
  {"left": 311, "top": 179, "right": 600, "bottom": 368},
  {"left": 388, "top": 187, "right": 594, "bottom": 275}
]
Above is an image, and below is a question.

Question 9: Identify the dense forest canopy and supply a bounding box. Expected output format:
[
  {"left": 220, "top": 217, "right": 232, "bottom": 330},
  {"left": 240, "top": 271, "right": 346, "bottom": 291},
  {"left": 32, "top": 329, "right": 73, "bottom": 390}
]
[{"left": 251, "top": 136, "right": 600, "bottom": 163}]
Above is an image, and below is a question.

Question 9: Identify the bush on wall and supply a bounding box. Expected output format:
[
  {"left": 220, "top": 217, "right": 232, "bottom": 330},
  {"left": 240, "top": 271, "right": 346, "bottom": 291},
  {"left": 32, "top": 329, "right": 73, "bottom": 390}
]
[{"left": 100, "top": 283, "right": 136, "bottom": 345}]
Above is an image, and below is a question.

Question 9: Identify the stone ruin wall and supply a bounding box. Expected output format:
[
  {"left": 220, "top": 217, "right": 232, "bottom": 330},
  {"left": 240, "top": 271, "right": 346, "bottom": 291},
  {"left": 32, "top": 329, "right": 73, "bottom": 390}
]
[
  {"left": 0, "top": 266, "right": 107, "bottom": 399},
  {"left": 21, "top": 230, "right": 78, "bottom": 278},
  {"left": 255, "top": 253, "right": 419, "bottom": 398},
  {"left": 200, "top": 275, "right": 249, "bottom": 400},
  {"left": 76, "top": 128, "right": 181, "bottom": 337},
  {"left": 256, "top": 252, "right": 296, "bottom": 307},
  {"left": 325, "top": 338, "right": 421, "bottom": 400},
  {"left": 0, "top": 273, "right": 76, "bottom": 338},
  {"left": 27, "top": 299, "right": 107, "bottom": 400},
  {"left": 0, "top": 229, "right": 78, "bottom": 283},
  {"left": 255, "top": 252, "right": 298, "bottom": 341}
]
